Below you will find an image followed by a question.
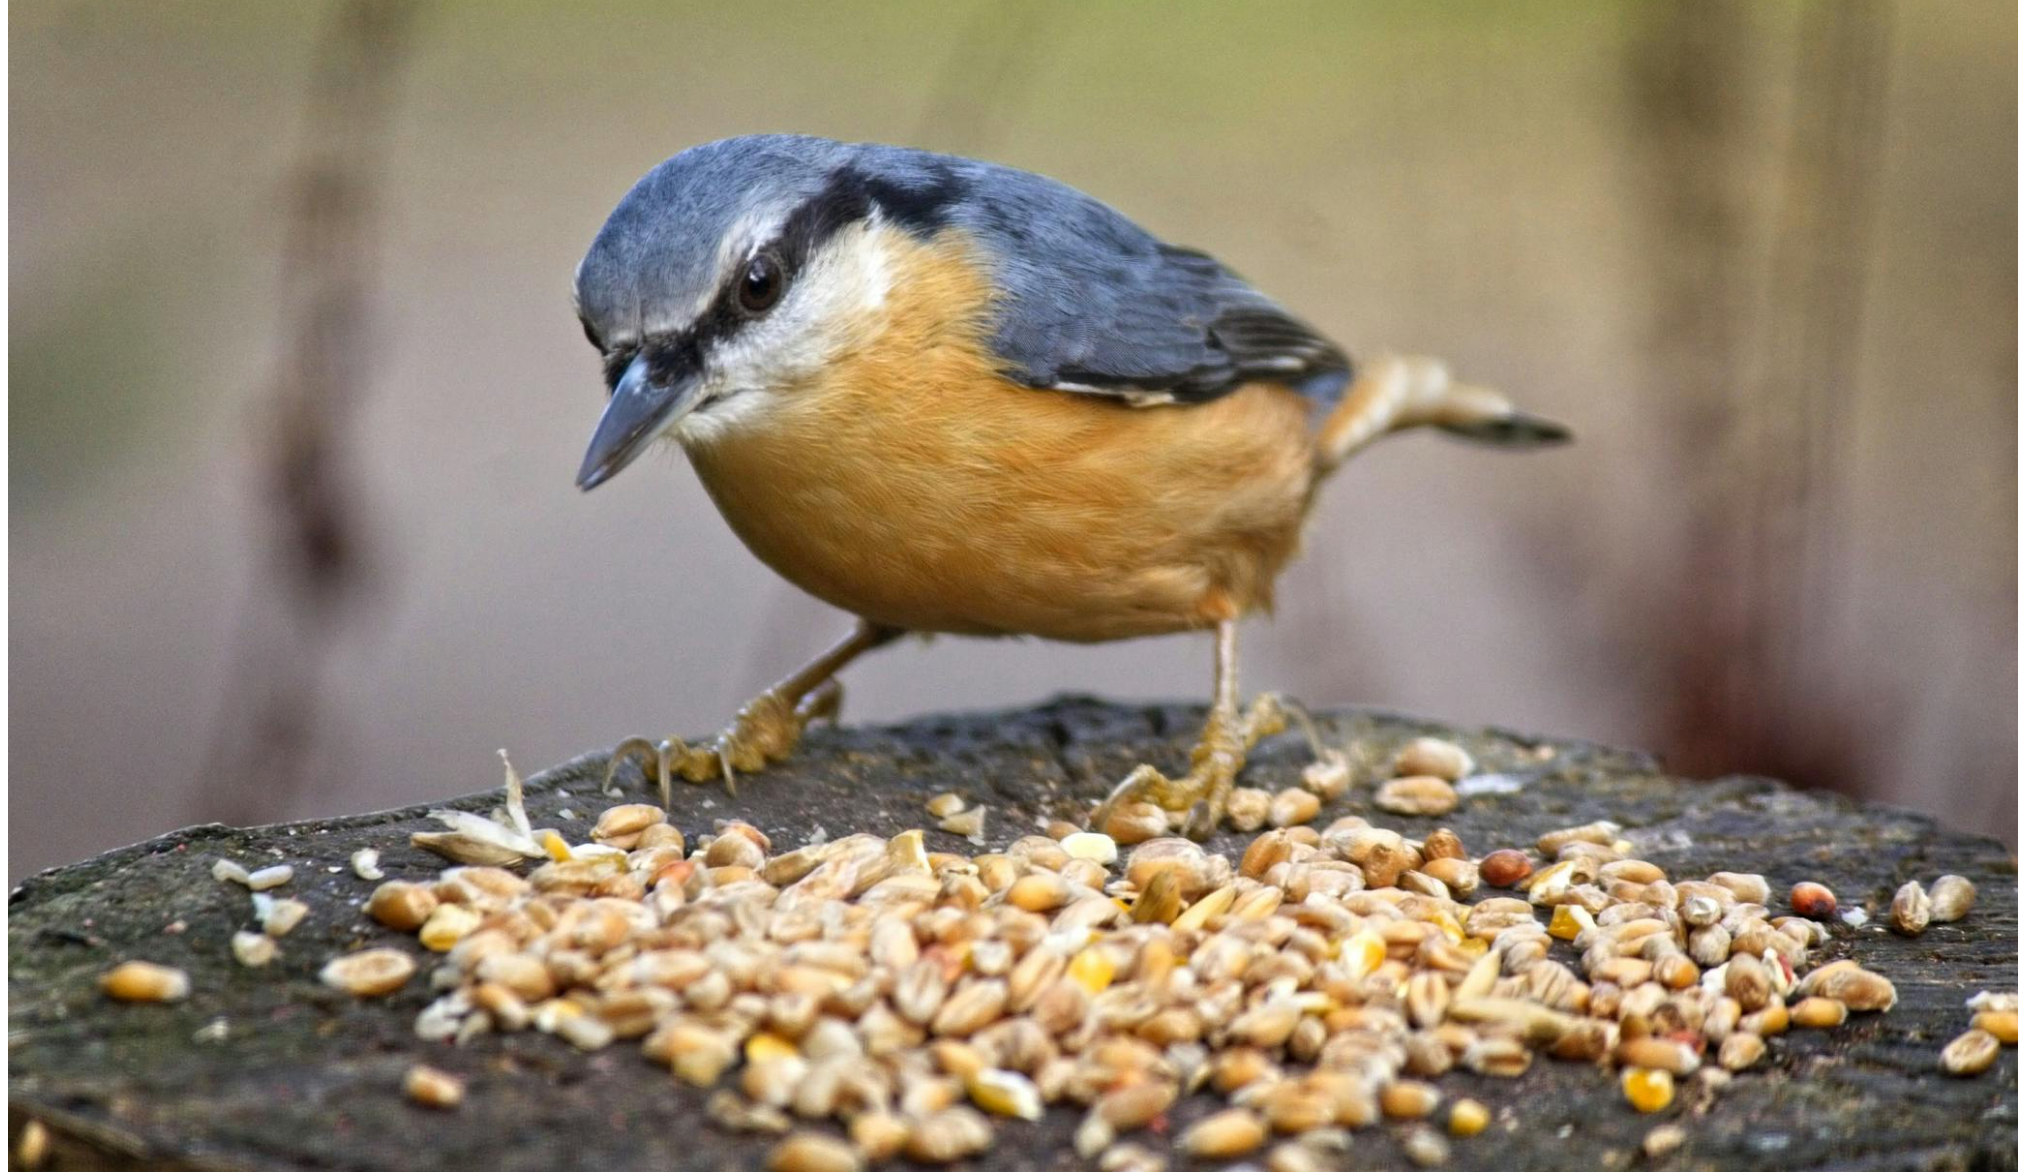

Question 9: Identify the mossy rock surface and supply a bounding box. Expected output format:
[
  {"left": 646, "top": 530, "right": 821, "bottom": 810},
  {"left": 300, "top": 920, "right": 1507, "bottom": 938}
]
[{"left": 9, "top": 697, "right": 2017, "bottom": 1170}]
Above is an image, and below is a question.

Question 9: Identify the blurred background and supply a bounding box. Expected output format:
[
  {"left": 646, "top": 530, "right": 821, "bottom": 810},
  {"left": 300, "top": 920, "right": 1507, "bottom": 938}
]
[{"left": 11, "top": 0, "right": 2017, "bottom": 881}]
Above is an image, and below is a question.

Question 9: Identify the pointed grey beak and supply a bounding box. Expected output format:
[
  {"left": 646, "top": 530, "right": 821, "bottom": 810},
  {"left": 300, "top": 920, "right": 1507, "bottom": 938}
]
[{"left": 576, "top": 353, "right": 702, "bottom": 491}]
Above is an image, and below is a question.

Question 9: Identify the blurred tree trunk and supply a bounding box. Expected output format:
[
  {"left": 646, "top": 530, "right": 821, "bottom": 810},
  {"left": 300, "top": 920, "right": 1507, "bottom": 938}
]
[
  {"left": 1629, "top": 0, "right": 1893, "bottom": 789},
  {"left": 201, "top": 0, "right": 418, "bottom": 823}
]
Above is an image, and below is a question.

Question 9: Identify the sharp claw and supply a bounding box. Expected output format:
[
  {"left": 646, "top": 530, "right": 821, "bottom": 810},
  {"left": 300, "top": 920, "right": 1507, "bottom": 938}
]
[
  {"left": 1181, "top": 801, "right": 1216, "bottom": 841},
  {"left": 606, "top": 736, "right": 664, "bottom": 800},
  {"left": 717, "top": 748, "right": 738, "bottom": 798}
]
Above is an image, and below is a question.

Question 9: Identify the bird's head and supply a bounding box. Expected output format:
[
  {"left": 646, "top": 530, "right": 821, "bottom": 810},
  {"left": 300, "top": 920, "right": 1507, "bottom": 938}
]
[{"left": 572, "top": 134, "right": 968, "bottom": 490}]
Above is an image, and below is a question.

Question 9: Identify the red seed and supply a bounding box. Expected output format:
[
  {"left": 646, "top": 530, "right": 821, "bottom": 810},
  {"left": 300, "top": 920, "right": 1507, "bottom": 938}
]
[
  {"left": 1790, "top": 881, "right": 1836, "bottom": 919},
  {"left": 1479, "top": 850, "right": 1534, "bottom": 888}
]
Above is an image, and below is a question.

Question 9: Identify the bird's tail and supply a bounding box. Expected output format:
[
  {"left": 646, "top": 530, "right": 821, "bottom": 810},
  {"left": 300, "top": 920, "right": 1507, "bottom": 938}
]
[{"left": 1315, "top": 353, "right": 1571, "bottom": 473}]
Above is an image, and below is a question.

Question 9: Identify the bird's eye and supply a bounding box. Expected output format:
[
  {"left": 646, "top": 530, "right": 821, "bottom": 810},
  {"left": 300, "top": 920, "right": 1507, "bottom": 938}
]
[{"left": 737, "top": 253, "right": 785, "bottom": 314}]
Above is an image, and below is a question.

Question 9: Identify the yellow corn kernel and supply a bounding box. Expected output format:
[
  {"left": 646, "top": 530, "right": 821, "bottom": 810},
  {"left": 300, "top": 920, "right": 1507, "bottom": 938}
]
[
  {"left": 1548, "top": 904, "right": 1595, "bottom": 941},
  {"left": 1424, "top": 908, "right": 1466, "bottom": 943},
  {"left": 1337, "top": 929, "right": 1387, "bottom": 981},
  {"left": 418, "top": 903, "right": 483, "bottom": 951},
  {"left": 1447, "top": 1097, "right": 1490, "bottom": 1137},
  {"left": 1456, "top": 936, "right": 1490, "bottom": 960},
  {"left": 536, "top": 829, "right": 572, "bottom": 862},
  {"left": 1068, "top": 946, "right": 1116, "bottom": 993},
  {"left": 1621, "top": 1066, "right": 1674, "bottom": 1113},
  {"left": 745, "top": 1032, "right": 798, "bottom": 1064}
]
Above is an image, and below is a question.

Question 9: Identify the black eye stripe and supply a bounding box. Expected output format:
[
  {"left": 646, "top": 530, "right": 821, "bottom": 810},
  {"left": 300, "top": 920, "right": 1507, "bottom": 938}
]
[{"left": 613, "top": 161, "right": 967, "bottom": 388}]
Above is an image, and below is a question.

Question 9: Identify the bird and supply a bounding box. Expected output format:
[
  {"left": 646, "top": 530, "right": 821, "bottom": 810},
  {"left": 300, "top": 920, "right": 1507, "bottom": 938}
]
[{"left": 573, "top": 134, "right": 1568, "bottom": 839}]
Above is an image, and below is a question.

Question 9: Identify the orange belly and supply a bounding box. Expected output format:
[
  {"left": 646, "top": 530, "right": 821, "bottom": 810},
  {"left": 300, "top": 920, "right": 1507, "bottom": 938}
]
[
  {"left": 685, "top": 373, "right": 1320, "bottom": 642},
  {"left": 677, "top": 230, "right": 1326, "bottom": 642}
]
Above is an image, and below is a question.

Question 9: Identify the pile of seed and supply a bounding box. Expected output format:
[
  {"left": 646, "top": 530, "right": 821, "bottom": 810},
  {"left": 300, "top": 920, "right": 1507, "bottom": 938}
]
[
  {"left": 98, "top": 738, "right": 2002, "bottom": 1170},
  {"left": 305, "top": 739, "right": 1991, "bottom": 1171}
]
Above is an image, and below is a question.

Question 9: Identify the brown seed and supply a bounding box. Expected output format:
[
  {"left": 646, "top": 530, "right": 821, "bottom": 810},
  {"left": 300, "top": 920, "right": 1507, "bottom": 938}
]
[
  {"left": 320, "top": 948, "right": 416, "bottom": 998},
  {"left": 1269, "top": 788, "right": 1321, "bottom": 828},
  {"left": 257, "top": 896, "right": 309, "bottom": 938},
  {"left": 1375, "top": 776, "right": 1459, "bottom": 817},
  {"left": 1724, "top": 953, "right": 1772, "bottom": 1011},
  {"left": 1242, "top": 829, "right": 1297, "bottom": 880},
  {"left": 1708, "top": 872, "right": 1769, "bottom": 905},
  {"left": 768, "top": 1132, "right": 861, "bottom": 1172},
  {"left": 931, "top": 979, "right": 1007, "bottom": 1037},
  {"left": 1479, "top": 850, "right": 1533, "bottom": 888},
  {"left": 1380, "top": 1079, "right": 1441, "bottom": 1120},
  {"left": 591, "top": 802, "right": 665, "bottom": 848},
  {"left": 1535, "top": 821, "right": 1618, "bottom": 857},
  {"left": 1421, "top": 827, "right": 1467, "bottom": 861},
  {"left": 1300, "top": 750, "right": 1352, "bottom": 800},
  {"left": 1973, "top": 1011, "right": 2018, "bottom": 1044},
  {"left": 1891, "top": 881, "right": 1931, "bottom": 936},
  {"left": 1463, "top": 1036, "right": 1533, "bottom": 1077},
  {"left": 1006, "top": 873, "right": 1071, "bottom": 913},
  {"left": 1406, "top": 972, "right": 1452, "bottom": 1028},
  {"left": 1226, "top": 787, "right": 1272, "bottom": 832},
  {"left": 1808, "top": 964, "right": 1896, "bottom": 1013},
  {"left": 1395, "top": 737, "right": 1474, "bottom": 782},
  {"left": 904, "top": 1107, "right": 992, "bottom": 1164},
  {"left": 849, "top": 1113, "right": 909, "bottom": 1163},
  {"left": 367, "top": 881, "right": 439, "bottom": 932},
  {"left": 1940, "top": 1029, "right": 2000, "bottom": 1076},
  {"left": 1689, "top": 924, "right": 1732, "bottom": 968},
  {"left": 1179, "top": 1109, "right": 1267, "bottom": 1159},
  {"left": 100, "top": 960, "right": 191, "bottom": 1003},
  {"left": 1717, "top": 1031, "right": 1766, "bottom": 1071},
  {"left": 1420, "top": 856, "right": 1479, "bottom": 899},
  {"left": 1402, "top": 1127, "right": 1452, "bottom": 1167},
  {"left": 1097, "top": 1079, "right": 1178, "bottom": 1131},
  {"left": 1617, "top": 1036, "right": 1700, "bottom": 1076},
  {"left": 15, "top": 1120, "right": 50, "bottom": 1170},
  {"left": 231, "top": 931, "right": 278, "bottom": 968},
  {"left": 1642, "top": 1124, "right": 1687, "bottom": 1159},
  {"left": 1124, "top": 837, "right": 1212, "bottom": 898},
  {"left": 1788, "top": 882, "right": 1836, "bottom": 919},
  {"left": 1929, "top": 875, "right": 1976, "bottom": 923},
  {"left": 403, "top": 1064, "right": 466, "bottom": 1109},
  {"left": 1104, "top": 802, "right": 1169, "bottom": 845}
]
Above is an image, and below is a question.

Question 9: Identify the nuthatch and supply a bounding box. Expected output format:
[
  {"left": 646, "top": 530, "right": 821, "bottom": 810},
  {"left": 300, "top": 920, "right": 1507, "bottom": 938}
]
[{"left": 574, "top": 135, "right": 1568, "bottom": 837}]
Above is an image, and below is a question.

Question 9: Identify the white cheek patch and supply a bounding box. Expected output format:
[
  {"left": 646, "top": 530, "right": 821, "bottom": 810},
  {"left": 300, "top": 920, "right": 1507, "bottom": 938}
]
[{"left": 702, "top": 220, "right": 897, "bottom": 402}]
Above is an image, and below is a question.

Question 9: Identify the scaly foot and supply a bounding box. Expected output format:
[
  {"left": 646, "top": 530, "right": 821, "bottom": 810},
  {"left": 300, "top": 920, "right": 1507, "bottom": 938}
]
[
  {"left": 1092, "top": 692, "right": 1286, "bottom": 840},
  {"left": 604, "top": 679, "right": 844, "bottom": 806}
]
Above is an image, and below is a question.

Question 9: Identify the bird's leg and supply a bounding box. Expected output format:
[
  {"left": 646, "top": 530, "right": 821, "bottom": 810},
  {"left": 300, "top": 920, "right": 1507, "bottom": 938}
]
[
  {"left": 1092, "top": 620, "right": 1286, "bottom": 840},
  {"left": 605, "top": 620, "right": 901, "bottom": 805}
]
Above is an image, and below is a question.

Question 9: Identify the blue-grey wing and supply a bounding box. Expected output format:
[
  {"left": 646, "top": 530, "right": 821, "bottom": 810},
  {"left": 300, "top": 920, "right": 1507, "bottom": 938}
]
[{"left": 949, "top": 166, "right": 1353, "bottom": 406}]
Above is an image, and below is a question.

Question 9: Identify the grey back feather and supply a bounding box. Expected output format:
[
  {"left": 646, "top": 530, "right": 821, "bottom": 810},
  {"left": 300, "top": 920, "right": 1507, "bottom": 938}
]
[{"left": 578, "top": 135, "right": 1354, "bottom": 407}]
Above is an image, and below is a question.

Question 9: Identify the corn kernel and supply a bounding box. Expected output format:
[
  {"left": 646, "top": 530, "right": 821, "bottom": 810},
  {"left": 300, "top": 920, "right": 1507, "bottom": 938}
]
[
  {"left": 1424, "top": 908, "right": 1466, "bottom": 943},
  {"left": 1448, "top": 1097, "right": 1490, "bottom": 1137},
  {"left": 1548, "top": 904, "right": 1595, "bottom": 941},
  {"left": 746, "top": 1032, "right": 799, "bottom": 1064},
  {"left": 1621, "top": 1066, "right": 1674, "bottom": 1113},
  {"left": 418, "top": 903, "right": 483, "bottom": 951},
  {"left": 536, "top": 829, "right": 572, "bottom": 861},
  {"left": 1337, "top": 929, "right": 1387, "bottom": 980},
  {"left": 1068, "top": 946, "right": 1115, "bottom": 993}
]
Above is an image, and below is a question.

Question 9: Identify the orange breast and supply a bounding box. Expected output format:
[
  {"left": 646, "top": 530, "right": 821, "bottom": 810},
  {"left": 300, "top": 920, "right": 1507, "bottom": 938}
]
[{"left": 681, "top": 233, "right": 1323, "bottom": 642}]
